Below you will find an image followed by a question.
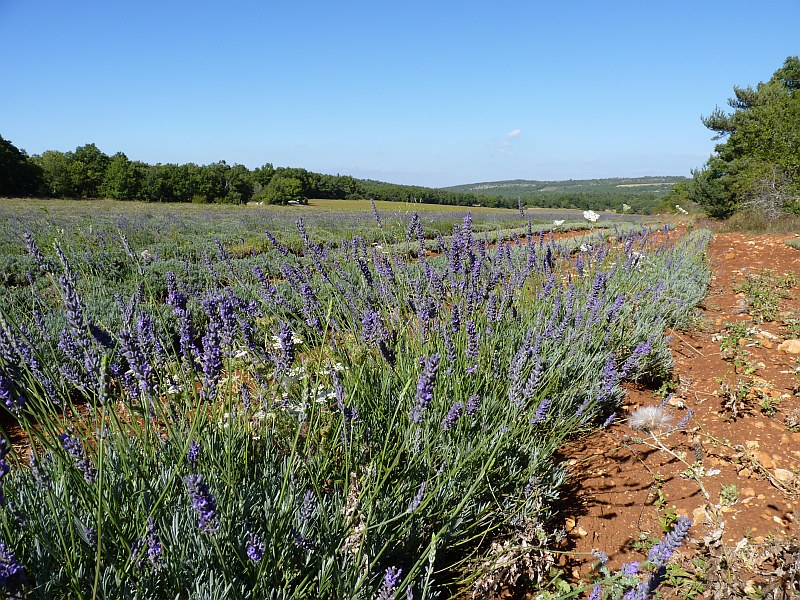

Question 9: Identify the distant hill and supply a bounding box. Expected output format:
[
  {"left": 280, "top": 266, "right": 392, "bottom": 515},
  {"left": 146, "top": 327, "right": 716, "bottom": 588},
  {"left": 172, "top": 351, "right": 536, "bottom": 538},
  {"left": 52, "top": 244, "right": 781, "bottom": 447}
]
[{"left": 444, "top": 176, "right": 687, "bottom": 198}]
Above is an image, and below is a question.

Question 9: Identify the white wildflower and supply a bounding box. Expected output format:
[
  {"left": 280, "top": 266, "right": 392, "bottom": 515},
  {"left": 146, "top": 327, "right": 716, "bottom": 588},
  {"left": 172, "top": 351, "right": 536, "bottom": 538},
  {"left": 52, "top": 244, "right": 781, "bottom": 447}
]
[
  {"left": 675, "top": 204, "right": 689, "bottom": 215},
  {"left": 270, "top": 332, "right": 303, "bottom": 350},
  {"left": 580, "top": 244, "right": 593, "bottom": 252},
  {"left": 553, "top": 219, "right": 565, "bottom": 227},
  {"left": 583, "top": 210, "right": 599, "bottom": 223},
  {"left": 622, "top": 203, "right": 631, "bottom": 212},
  {"left": 628, "top": 405, "right": 673, "bottom": 432}
]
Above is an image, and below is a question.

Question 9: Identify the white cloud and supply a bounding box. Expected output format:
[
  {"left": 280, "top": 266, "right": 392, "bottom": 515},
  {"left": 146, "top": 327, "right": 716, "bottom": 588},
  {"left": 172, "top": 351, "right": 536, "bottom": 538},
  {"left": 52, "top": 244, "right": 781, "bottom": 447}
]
[{"left": 506, "top": 129, "right": 522, "bottom": 138}]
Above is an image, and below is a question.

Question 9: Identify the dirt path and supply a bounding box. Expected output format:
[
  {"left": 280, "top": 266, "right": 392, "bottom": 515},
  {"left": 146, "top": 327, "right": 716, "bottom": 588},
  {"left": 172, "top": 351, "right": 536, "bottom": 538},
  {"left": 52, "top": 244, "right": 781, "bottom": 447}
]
[{"left": 560, "top": 232, "right": 800, "bottom": 597}]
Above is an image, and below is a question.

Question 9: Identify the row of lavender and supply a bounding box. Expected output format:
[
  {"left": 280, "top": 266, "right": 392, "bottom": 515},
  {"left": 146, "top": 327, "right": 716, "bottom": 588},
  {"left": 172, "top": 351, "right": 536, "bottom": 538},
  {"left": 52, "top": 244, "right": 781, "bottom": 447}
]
[{"left": 0, "top": 208, "right": 708, "bottom": 598}]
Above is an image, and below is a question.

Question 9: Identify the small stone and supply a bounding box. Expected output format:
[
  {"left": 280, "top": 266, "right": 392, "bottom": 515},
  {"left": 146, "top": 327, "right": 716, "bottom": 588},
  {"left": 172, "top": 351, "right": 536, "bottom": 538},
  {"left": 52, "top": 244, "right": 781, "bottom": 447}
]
[
  {"left": 725, "top": 252, "right": 736, "bottom": 260},
  {"left": 741, "top": 487, "right": 756, "bottom": 497},
  {"left": 774, "top": 469, "right": 795, "bottom": 484},
  {"left": 738, "top": 468, "right": 753, "bottom": 478},
  {"left": 745, "top": 440, "right": 760, "bottom": 450},
  {"left": 761, "top": 340, "right": 774, "bottom": 349},
  {"left": 774, "top": 515, "right": 786, "bottom": 525},
  {"left": 757, "top": 452, "right": 775, "bottom": 469},
  {"left": 693, "top": 506, "right": 709, "bottom": 523},
  {"left": 778, "top": 339, "right": 800, "bottom": 354},
  {"left": 576, "top": 526, "right": 588, "bottom": 537},
  {"left": 564, "top": 517, "right": 576, "bottom": 532}
]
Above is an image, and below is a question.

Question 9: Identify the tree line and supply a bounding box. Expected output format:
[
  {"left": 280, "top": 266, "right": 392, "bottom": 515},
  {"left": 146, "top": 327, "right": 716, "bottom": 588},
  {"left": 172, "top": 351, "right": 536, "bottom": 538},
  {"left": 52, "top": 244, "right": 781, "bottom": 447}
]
[{"left": 0, "top": 139, "right": 501, "bottom": 207}]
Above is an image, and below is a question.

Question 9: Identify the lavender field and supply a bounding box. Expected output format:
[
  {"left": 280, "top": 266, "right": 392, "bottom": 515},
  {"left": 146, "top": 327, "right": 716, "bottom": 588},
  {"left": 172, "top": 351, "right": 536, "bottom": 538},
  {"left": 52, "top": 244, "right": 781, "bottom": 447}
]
[{"left": 0, "top": 200, "right": 707, "bottom": 599}]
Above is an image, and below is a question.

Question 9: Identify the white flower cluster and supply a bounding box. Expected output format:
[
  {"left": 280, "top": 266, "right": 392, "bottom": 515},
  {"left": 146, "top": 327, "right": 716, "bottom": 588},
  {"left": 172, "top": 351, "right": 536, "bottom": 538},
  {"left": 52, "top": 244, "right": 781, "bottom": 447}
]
[{"left": 583, "top": 210, "right": 599, "bottom": 223}]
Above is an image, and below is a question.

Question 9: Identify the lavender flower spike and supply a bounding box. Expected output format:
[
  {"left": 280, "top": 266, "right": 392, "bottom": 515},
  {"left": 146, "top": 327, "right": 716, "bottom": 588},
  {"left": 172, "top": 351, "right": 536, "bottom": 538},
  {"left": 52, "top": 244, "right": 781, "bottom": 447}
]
[
  {"left": 184, "top": 474, "right": 219, "bottom": 533},
  {"left": 188, "top": 440, "right": 200, "bottom": 469},
  {"left": 441, "top": 402, "right": 463, "bottom": 431},
  {"left": 530, "top": 398, "right": 551, "bottom": 425},
  {"left": 377, "top": 567, "right": 402, "bottom": 600},
  {"left": 58, "top": 433, "right": 96, "bottom": 484},
  {"left": 647, "top": 516, "right": 691, "bottom": 568},
  {"left": 407, "top": 481, "right": 427, "bottom": 513},
  {"left": 409, "top": 354, "right": 440, "bottom": 424},
  {"left": 0, "top": 541, "right": 25, "bottom": 590},
  {"left": 246, "top": 531, "right": 265, "bottom": 563}
]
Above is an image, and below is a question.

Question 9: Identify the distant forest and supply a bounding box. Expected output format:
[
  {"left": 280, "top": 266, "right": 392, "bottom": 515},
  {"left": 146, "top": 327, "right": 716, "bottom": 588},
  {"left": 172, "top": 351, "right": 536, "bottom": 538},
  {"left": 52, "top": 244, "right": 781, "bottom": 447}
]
[{"left": 1, "top": 136, "right": 681, "bottom": 213}]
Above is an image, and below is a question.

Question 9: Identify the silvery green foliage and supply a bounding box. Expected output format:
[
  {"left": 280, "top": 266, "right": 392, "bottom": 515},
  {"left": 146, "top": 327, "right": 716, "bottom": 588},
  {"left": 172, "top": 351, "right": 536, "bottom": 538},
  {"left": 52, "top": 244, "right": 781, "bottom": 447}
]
[{"left": 0, "top": 206, "right": 710, "bottom": 598}]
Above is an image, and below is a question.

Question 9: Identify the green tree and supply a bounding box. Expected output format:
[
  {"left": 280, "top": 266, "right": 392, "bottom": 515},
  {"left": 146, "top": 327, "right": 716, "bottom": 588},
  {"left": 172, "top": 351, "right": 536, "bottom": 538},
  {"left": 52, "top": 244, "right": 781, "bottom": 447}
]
[
  {"left": 33, "top": 150, "right": 77, "bottom": 197},
  {"left": 0, "top": 135, "right": 41, "bottom": 196},
  {"left": 691, "top": 56, "right": 800, "bottom": 217},
  {"left": 71, "top": 143, "right": 109, "bottom": 197},
  {"left": 100, "top": 152, "right": 142, "bottom": 199},
  {"left": 261, "top": 175, "right": 305, "bottom": 204}
]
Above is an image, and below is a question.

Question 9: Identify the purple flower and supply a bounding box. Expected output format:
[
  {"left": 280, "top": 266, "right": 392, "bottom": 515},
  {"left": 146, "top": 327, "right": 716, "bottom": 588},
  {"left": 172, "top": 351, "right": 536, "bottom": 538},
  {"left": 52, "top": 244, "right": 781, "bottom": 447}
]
[
  {"left": 30, "top": 451, "right": 50, "bottom": 489},
  {"left": 275, "top": 321, "right": 295, "bottom": 372},
  {"left": 0, "top": 375, "right": 25, "bottom": 414},
  {"left": 59, "top": 433, "right": 96, "bottom": 484},
  {"left": 621, "top": 338, "right": 654, "bottom": 378},
  {"left": 409, "top": 354, "right": 440, "bottom": 424},
  {"left": 465, "top": 395, "right": 481, "bottom": 415},
  {"left": 132, "top": 518, "right": 162, "bottom": 568},
  {"left": 465, "top": 320, "right": 479, "bottom": 360},
  {"left": 621, "top": 561, "right": 639, "bottom": 577},
  {"left": 599, "top": 355, "right": 620, "bottom": 401},
  {"left": 407, "top": 481, "right": 427, "bottom": 513},
  {"left": 23, "top": 232, "right": 48, "bottom": 271},
  {"left": 83, "top": 524, "right": 98, "bottom": 548},
  {"left": 592, "top": 549, "right": 608, "bottom": 564},
  {"left": 188, "top": 440, "right": 200, "bottom": 469},
  {"left": 530, "top": 398, "right": 551, "bottom": 425},
  {"left": 184, "top": 474, "right": 219, "bottom": 533},
  {"left": 370, "top": 198, "right": 383, "bottom": 228},
  {"left": 246, "top": 531, "right": 265, "bottom": 563},
  {"left": 676, "top": 409, "right": 694, "bottom": 430},
  {"left": 588, "top": 586, "right": 602, "bottom": 600},
  {"left": 296, "top": 218, "right": 311, "bottom": 247},
  {"left": 265, "top": 230, "right": 290, "bottom": 256},
  {"left": 300, "top": 282, "right": 322, "bottom": 331},
  {"left": 377, "top": 567, "right": 402, "bottom": 600},
  {"left": 647, "top": 516, "right": 691, "bottom": 568},
  {"left": 0, "top": 541, "right": 24, "bottom": 590},
  {"left": 0, "top": 439, "right": 9, "bottom": 506},
  {"left": 441, "top": 402, "right": 463, "bottom": 431},
  {"left": 118, "top": 327, "right": 154, "bottom": 398},
  {"left": 299, "top": 490, "right": 316, "bottom": 524},
  {"left": 165, "top": 271, "right": 187, "bottom": 311}
]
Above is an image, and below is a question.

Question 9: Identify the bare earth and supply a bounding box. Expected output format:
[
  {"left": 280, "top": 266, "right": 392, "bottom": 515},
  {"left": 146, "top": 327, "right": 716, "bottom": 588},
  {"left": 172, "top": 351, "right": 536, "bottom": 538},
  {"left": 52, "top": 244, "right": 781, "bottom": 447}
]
[{"left": 559, "top": 232, "right": 800, "bottom": 597}]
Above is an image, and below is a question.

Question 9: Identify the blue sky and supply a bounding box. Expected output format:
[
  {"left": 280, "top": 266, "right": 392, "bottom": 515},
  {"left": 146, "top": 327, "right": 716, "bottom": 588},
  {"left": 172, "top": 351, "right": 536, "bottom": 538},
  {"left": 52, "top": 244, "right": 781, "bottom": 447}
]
[{"left": 2, "top": 1, "right": 798, "bottom": 187}]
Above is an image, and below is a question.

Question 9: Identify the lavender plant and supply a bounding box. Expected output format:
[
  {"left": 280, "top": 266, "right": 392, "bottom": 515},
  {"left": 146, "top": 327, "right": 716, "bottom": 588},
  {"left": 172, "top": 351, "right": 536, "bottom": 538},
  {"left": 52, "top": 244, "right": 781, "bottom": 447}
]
[{"left": 0, "top": 202, "right": 707, "bottom": 599}]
